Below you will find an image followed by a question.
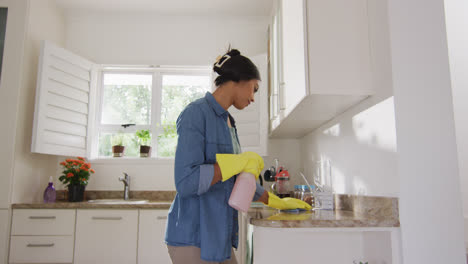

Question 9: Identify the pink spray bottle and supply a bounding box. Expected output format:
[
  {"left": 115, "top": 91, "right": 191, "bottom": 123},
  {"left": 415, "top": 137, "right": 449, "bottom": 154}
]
[{"left": 228, "top": 172, "right": 257, "bottom": 212}]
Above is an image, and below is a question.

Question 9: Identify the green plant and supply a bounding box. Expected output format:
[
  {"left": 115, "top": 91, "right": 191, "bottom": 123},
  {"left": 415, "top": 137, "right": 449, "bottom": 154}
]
[
  {"left": 135, "top": 129, "right": 151, "bottom": 146},
  {"left": 111, "top": 132, "right": 124, "bottom": 146},
  {"left": 58, "top": 157, "right": 95, "bottom": 187}
]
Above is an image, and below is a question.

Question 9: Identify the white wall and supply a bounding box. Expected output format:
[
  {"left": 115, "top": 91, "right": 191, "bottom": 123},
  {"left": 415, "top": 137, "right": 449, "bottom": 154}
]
[
  {"left": 444, "top": 0, "right": 468, "bottom": 248},
  {"left": 65, "top": 11, "right": 268, "bottom": 65},
  {"left": 299, "top": 0, "right": 398, "bottom": 197},
  {"left": 55, "top": 10, "right": 278, "bottom": 191},
  {"left": 388, "top": 0, "right": 465, "bottom": 262},
  {"left": 0, "top": 210, "right": 8, "bottom": 264},
  {"left": 10, "top": 0, "right": 65, "bottom": 203},
  {"left": 0, "top": 0, "right": 29, "bottom": 208}
]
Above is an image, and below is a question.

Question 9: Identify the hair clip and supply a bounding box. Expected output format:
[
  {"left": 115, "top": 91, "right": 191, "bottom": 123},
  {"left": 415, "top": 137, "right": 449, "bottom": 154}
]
[{"left": 214, "top": 54, "right": 231, "bottom": 68}]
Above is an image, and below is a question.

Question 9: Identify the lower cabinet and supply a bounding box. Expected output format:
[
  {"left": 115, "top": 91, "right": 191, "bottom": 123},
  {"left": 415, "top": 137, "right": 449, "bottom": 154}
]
[
  {"left": 252, "top": 226, "right": 401, "bottom": 264},
  {"left": 8, "top": 208, "right": 172, "bottom": 263},
  {"left": 138, "top": 210, "right": 171, "bottom": 264},
  {"left": 74, "top": 209, "right": 138, "bottom": 264},
  {"left": 9, "top": 209, "right": 75, "bottom": 264}
]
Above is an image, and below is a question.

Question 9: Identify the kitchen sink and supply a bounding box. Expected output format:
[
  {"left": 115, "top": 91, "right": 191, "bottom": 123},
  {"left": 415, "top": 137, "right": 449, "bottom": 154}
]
[{"left": 87, "top": 199, "right": 149, "bottom": 204}]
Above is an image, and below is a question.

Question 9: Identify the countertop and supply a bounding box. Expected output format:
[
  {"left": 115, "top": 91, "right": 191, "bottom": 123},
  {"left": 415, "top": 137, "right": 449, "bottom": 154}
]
[
  {"left": 11, "top": 200, "right": 173, "bottom": 209},
  {"left": 247, "top": 205, "right": 400, "bottom": 228},
  {"left": 11, "top": 191, "right": 399, "bottom": 228}
]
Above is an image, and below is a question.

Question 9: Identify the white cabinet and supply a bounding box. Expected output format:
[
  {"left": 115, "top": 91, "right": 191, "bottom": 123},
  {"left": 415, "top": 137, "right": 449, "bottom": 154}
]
[
  {"left": 138, "top": 210, "right": 171, "bottom": 264},
  {"left": 74, "top": 209, "right": 138, "bottom": 264},
  {"left": 9, "top": 209, "right": 75, "bottom": 263},
  {"left": 252, "top": 227, "right": 400, "bottom": 264},
  {"left": 279, "top": 0, "right": 308, "bottom": 118},
  {"left": 269, "top": 0, "right": 373, "bottom": 138}
]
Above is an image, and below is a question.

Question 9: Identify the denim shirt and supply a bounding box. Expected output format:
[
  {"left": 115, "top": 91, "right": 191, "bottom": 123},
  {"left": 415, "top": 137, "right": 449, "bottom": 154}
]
[{"left": 165, "top": 92, "right": 265, "bottom": 262}]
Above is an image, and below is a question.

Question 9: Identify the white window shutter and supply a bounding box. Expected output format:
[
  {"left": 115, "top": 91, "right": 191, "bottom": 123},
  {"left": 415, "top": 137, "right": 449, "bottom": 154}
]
[
  {"left": 31, "top": 40, "right": 98, "bottom": 157},
  {"left": 230, "top": 53, "right": 269, "bottom": 156}
]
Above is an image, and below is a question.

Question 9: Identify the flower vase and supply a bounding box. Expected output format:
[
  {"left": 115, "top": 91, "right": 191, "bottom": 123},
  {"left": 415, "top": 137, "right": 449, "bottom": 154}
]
[{"left": 68, "top": 184, "right": 86, "bottom": 202}]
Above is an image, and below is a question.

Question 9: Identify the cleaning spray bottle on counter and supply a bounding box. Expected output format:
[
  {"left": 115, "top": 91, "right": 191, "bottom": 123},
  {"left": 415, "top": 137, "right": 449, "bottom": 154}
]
[
  {"left": 228, "top": 172, "right": 256, "bottom": 212},
  {"left": 43, "top": 176, "right": 56, "bottom": 203}
]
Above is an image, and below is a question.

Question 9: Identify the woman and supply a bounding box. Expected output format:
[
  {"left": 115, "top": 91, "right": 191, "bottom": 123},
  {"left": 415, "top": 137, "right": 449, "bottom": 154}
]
[{"left": 165, "top": 49, "right": 310, "bottom": 263}]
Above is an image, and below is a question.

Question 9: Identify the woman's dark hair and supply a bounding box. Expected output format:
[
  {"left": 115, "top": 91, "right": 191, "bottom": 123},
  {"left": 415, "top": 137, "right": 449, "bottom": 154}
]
[{"left": 213, "top": 49, "right": 260, "bottom": 86}]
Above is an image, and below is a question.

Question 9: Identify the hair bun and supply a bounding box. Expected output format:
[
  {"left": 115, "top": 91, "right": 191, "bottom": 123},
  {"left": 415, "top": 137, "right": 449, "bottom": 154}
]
[
  {"left": 226, "top": 49, "right": 241, "bottom": 57},
  {"left": 213, "top": 66, "right": 223, "bottom": 75}
]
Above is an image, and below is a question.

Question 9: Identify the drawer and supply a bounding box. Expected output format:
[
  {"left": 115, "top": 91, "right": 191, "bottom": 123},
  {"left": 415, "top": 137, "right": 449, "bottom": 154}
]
[
  {"left": 11, "top": 209, "right": 75, "bottom": 235},
  {"left": 9, "top": 235, "right": 74, "bottom": 263}
]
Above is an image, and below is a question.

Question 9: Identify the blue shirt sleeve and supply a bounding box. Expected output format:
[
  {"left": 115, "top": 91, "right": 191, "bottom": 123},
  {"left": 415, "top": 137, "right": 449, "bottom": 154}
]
[
  {"left": 252, "top": 182, "right": 266, "bottom": 201},
  {"left": 174, "top": 104, "right": 214, "bottom": 197}
]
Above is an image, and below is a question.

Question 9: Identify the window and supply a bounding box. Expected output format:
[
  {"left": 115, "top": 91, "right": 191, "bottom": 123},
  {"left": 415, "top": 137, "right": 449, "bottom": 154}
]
[{"left": 95, "top": 68, "right": 212, "bottom": 158}]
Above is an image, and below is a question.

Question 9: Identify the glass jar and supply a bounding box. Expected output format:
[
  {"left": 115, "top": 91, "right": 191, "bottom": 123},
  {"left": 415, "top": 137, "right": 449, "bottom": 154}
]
[
  {"left": 297, "top": 185, "right": 315, "bottom": 207},
  {"left": 293, "top": 185, "right": 301, "bottom": 199}
]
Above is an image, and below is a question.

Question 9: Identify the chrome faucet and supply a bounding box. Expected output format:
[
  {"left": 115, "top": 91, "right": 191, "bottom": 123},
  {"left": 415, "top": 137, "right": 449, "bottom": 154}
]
[{"left": 118, "top": 172, "right": 130, "bottom": 200}]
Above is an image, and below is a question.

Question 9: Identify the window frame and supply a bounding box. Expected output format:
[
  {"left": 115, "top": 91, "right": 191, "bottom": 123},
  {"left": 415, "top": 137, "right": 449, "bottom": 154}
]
[{"left": 91, "top": 66, "right": 213, "bottom": 162}]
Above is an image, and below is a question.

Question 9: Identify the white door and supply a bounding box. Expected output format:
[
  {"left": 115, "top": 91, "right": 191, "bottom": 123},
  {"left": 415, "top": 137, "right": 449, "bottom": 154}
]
[
  {"left": 138, "top": 210, "right": 171, "bottom": 264},
  {"left": 74, "top": 209, "right": 138, "bottom": 264}
]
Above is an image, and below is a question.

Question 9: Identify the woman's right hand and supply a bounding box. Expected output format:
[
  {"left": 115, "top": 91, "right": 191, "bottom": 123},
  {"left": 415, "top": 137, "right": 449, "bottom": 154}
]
[
  {"left": 216, "top": 151, "right": 264, "bottom": 181},
  {"left": 240, "top": 151, "right": 264, "bottom": 177}
]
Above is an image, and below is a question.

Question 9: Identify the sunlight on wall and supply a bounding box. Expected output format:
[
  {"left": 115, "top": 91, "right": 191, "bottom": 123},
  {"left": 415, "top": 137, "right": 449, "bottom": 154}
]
[
  {"left": 331, "top": 166, "right": 345, "bottom": 193},
  {"left": 323, "top": 123, "right": 341, "bottom": 137},
  {"left": 352, "top": 97, "right": 397, "bottom": 152}
]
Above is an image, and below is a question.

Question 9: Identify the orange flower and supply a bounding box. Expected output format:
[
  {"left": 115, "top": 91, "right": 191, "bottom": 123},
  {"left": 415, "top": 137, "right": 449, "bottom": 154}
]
[
  {"left": 84, "top": 163, "right": 91, "bottom": 168},
  {"left": 90, "top": 169, "right": 95, "bottom": 173},
  {"left": 60, "top": 162, "right": 66, "bottom": 166},
  {"left": 66, "top": 159, "right": 73, "bottom": 163},
  {"left": 77, "top": 157, "right": 85, "bottom": 161},
  {"left": 66, "top": 172, "right": 74, "bottom": 178},
  {"left": 76, "top": 160, "right": 84, "bottom": 164},
  {"left": 80, "top": 165, "right": 89, "bottom": 171},
  {"left": 81, "top": 178, "right": 86, "bottom": 181}
]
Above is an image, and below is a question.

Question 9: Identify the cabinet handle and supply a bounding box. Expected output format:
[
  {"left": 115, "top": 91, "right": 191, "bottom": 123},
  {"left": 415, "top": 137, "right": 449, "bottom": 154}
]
[
  {"left": 92, "top": 216, "right": 123, "bottom": 220},
  {"left": 27, "top": 243, "right": 55, "bottom": 247},
  {"left": 29, "top": 216, "right": 56, "bottom": 220},
  {"left": 156, "top": 216, "right": 167, "bottom": 220}
]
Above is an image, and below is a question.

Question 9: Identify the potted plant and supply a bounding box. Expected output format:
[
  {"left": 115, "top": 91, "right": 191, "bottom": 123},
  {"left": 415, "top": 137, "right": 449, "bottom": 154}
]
[
  {"left": 111, "top": 132, "right": 125, "bottom": 157},
  {"left": 58, "top": 157, "right": 95, "bottom": 202},
  {"left": 136, "top": 129, "right": 151, "bottom": 157}
]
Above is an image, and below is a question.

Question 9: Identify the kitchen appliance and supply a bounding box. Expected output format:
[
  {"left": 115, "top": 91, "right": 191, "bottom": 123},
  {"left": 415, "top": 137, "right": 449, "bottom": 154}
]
[{"left": 271, "top": 170, "right": 291, "bottom": 198}]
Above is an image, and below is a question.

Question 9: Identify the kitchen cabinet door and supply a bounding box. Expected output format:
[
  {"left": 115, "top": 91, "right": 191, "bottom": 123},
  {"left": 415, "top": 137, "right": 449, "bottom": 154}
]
[
  {"left": 137, "top": 210, "right": 171, "bottom": 264},
  {"left": 280, "top": 0, "right": 308, "bottom": 118},
  {"left": 306, "top": 0, "right": 372, "bottom": 95},
  {"left": 269, "top": 0, "right": 374, "bottom": 138},
  {"left": 74, "top": 209, "right": 138, "bottom": 264}
]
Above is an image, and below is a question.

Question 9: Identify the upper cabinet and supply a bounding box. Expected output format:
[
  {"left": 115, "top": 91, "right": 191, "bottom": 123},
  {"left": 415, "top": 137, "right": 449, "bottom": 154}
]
[{"left": 269, "top": 0, "right": 373, "bottom": 138}]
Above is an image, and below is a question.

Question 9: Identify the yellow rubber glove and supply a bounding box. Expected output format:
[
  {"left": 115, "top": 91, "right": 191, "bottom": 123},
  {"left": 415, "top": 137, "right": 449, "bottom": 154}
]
[
  {"left": 267, "top": 192, "right": 312, "bottom": 210},
  {"left": 216, "top": 151, "right": 264, "bottom": 182},
  {"left": 242, "top": 152, "right": 264, "bottom": 177}
]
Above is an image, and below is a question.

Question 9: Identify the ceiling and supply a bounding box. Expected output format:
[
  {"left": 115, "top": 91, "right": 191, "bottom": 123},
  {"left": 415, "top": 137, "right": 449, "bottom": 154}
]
[{"left": 55, "top": 0, "right": 273, "bottom": 17}]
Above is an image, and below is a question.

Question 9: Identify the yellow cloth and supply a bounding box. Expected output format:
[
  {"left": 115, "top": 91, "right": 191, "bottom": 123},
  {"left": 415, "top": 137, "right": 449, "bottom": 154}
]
[
  {"left": 266, "top": 192, "right": 312, "bottom": 210},
  {"left": 216, "top": 151, "right": 264, "bottom": 182}
]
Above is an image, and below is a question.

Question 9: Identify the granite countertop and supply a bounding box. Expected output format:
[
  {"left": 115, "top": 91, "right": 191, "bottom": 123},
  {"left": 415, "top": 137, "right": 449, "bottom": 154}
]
[
  {"left": 11, "top": 201, "right": 173, "bottom": 209},
  {"left": 11, "top": 191, "right": 399, "bottom": 228},
  {"left": 11, "top": 190, "right": 174, "bottom": 209},
  {"left": 246, "top": 206, "right": 399, "bottom": 228}
]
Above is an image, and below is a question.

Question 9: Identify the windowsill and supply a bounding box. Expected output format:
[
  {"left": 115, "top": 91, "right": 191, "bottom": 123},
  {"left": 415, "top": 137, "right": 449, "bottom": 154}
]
[{"left": 89, "top": 157, "right": 175, "bottom": 165}]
